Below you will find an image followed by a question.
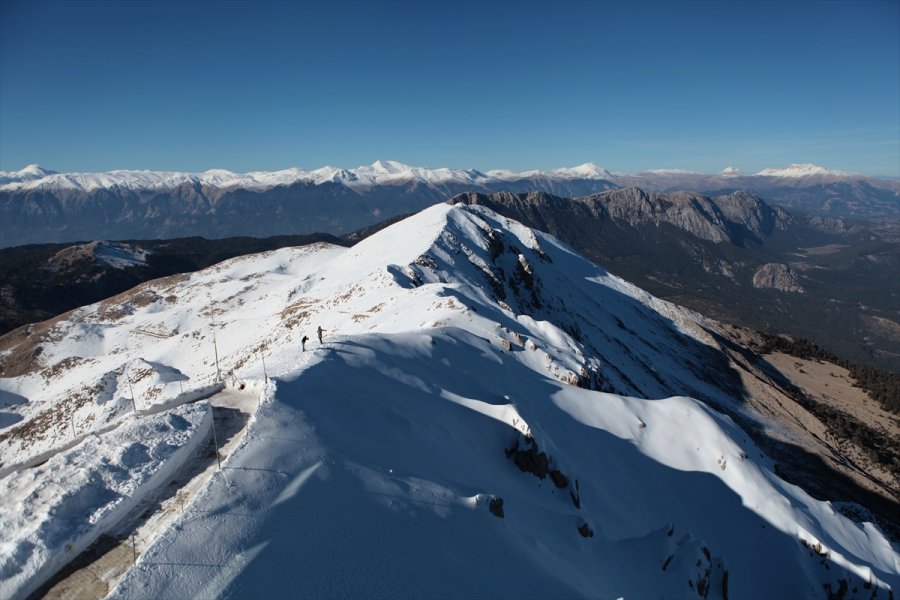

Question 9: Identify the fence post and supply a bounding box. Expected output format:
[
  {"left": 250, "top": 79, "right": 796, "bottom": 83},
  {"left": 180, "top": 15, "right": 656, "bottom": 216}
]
[{"left": 209, "top": 298, "right": 222, "bottom": 381}]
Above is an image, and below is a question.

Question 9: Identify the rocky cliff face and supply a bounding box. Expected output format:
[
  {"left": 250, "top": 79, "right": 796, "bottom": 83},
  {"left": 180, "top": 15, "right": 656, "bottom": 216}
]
[{"left": 458, "top": 188, "right": 793, "bottom": 246}]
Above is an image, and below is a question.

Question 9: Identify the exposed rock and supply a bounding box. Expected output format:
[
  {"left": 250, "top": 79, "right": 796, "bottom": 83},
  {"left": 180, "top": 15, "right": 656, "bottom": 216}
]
[
  {"left": 459, "top": 187, "right": 793, "bottom": 246},
  {"left": 488, "top": 496, "right": 504, "bottom": 518},
  {"left": 577, "top": 520, "right": 594, "bottom": 538},
  {"left": 752, "top": 263, "right": 804, "bottom": 293},
  {"left": 549, "top": 469, "right": 569, "bottom": 489},
  {"left": 506, "top": 435, "right": 550, "bottom": 479}
]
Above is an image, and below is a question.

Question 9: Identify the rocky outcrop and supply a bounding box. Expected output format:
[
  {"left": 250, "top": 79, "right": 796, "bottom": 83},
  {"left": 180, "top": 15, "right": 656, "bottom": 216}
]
[{"left": 752, "top": 263, "right": 804, "bottom": 293}]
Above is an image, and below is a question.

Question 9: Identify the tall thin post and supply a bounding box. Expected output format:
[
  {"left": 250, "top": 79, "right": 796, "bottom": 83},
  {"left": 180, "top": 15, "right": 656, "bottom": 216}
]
[
  {"left": 211, "top": 317, "right": 221, "bottom": 382},
  {"left": 70, "top": 413, "right": 76, "bottom": 440},
  {"left": 127, "top": 367, "right": 137, "bottom": 414},
  {"left": 262, "top": 355, "right": 268, "bottom": 383}
]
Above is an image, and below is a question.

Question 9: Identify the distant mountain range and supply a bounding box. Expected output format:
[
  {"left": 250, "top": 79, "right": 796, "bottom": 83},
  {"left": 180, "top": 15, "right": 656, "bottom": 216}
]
[
  {"left": 3, "top": 187, "right": 897, "bottom": 372},
  {"left": 1, "top": 161, "right": 897, "bottom": 247}
]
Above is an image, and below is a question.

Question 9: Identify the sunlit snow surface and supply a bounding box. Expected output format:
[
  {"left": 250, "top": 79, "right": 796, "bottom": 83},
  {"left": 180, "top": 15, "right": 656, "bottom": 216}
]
[{"left": 1, "top": 204, "right": 896, "bottom": 599}]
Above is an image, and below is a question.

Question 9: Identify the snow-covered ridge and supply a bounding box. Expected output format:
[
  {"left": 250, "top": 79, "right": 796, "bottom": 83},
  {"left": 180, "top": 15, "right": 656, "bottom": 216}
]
[
  {"left": 0, "top": 161, "right": 617, "bottom": 192},
  {"left": 0, "top": 203, "right": 896, "bottom": 597},
  {"left": 46, "top": 241, "right": 152, "bottom": 272},
  {"left": 755, "top": 163, "right": 856, "bottom": 178},
  {"left": 0, "top": 160, "right": 869, "bottom": 192}
]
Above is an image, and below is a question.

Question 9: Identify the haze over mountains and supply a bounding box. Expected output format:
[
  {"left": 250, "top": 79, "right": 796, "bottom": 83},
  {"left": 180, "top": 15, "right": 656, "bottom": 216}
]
[{"left": 1, "top": 161, "right": 897, "bottom": 247}]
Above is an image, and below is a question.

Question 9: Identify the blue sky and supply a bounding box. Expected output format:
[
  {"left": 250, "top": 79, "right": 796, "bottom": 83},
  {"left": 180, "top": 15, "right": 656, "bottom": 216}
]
[{"left": 1, "top": 0, "right": 898, "bottom": 175}]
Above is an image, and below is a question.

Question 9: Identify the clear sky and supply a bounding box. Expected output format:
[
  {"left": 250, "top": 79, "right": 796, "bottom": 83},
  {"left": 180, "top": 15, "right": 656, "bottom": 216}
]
[{"left": 1, "top": 0, "right": 898, "bottom": 176}]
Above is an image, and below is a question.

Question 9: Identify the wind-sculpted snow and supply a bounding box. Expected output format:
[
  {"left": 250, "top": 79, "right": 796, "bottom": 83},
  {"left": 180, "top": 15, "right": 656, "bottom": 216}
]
[
  {"left": 0, "top": 203, "right": 896, "bottom": 598},
  {"left": 0, "top": 402, "right": 211, "bottom": 600}
]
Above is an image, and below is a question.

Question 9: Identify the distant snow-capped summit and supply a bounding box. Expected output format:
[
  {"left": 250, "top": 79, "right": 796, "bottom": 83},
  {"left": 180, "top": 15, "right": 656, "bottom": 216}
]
[
  {"left": 547, "top": 162, "right": 615, "bottom": 180},
  {"left": 755, "top": 163, "right": 856, "bottom": 178},
  {"left": 0, "top": 164, "right": 58, "bottom": 184},
  {"left": 719, "top": 166, "right": 744, "bottom": 177}
]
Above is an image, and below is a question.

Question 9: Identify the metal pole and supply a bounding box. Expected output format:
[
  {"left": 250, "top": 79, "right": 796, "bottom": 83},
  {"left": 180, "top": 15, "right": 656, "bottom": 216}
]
[
  {"left": 211, "top": 319, "right": 221, "bottom": 381},
  {"left": 127, "top": 367, "right": 137, "bottom": 414},
  {"left": 262, "top": 355, "right": 267, "bottom": 383}
]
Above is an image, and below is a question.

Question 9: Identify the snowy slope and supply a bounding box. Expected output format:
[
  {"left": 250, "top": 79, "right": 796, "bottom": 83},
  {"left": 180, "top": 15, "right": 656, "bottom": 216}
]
[{"left": 0, "top": 204, "right": 897, "bottom": 599}]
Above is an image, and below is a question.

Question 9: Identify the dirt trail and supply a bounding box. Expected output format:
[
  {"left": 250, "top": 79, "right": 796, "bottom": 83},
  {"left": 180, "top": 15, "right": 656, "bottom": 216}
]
[{"left": 32, "top": 387, "right": 259, "bottom": 600}]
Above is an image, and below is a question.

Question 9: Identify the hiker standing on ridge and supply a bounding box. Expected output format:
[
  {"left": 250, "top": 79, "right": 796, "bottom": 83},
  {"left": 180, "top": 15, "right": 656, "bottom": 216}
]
[
  {"left": 301, "top": 335, "right": 309, "bottom": 351},
  {"left": 317, "top": 326, "right": 326, "bottom": 344}
]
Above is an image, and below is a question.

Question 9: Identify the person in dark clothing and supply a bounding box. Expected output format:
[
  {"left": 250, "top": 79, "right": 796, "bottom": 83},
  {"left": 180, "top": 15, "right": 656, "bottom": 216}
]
[
  {"left": 301, "top": 335, "right": 309, "bottom": 351},
  {"left": 317, "top": 326, "right": 325, "bottom": 344}
]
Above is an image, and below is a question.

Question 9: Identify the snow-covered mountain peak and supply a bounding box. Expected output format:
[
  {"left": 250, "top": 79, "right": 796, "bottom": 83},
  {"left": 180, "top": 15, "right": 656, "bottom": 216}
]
[
  {"left": 20, "top": 164, "right": 53, "bottom": 177},
  {"left": 755, "top": 163, "right": 855, "bottom": 177},
  {"left": 0, "top": 202, "right": 897, "bottom": 598},
  {"left": 367, "top": 159, "right": 413, "bottom": 174},
  {"left": 549, "top": 162, "right": 614, "bottom": 180},
  {"left": 719, "top": 166, "right": 743, "bottom": 177},
  {"left": 0, "top": 164, "right": 57, "bottom": 184}
]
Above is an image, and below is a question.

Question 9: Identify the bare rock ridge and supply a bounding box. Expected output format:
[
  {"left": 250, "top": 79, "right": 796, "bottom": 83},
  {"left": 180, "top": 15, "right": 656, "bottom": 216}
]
[{"left": 454, "top": 188, "right": 792, "bottom": 246}]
